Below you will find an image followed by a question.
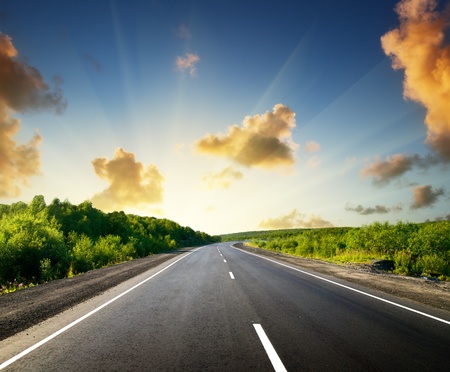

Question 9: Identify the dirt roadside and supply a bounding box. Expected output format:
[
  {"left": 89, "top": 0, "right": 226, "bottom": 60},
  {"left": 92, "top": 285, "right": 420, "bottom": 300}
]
[{"left": 1, "top": 243, "right": 450, "bottom": 341}]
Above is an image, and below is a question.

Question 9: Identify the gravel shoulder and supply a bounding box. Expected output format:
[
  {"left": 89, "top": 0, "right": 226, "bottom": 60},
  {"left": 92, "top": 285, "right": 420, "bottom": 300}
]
[{"left": 1, "top": 243, "right": 450, "bottom": 341}]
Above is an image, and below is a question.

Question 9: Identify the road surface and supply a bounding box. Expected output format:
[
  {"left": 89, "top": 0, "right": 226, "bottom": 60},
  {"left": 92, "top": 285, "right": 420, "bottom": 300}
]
[{"left": 1, "top": 243, "right": 449, "bottom": 371}]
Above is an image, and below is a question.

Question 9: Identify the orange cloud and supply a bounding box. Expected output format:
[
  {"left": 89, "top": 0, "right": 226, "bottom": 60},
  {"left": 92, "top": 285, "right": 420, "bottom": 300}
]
[
  {"left": 259, "top": 209, "right": 333, "bottom": 229},
  {"left": 360, "top": 154, "right": 414, "bottom": 186},
  {"left": 91, "top": 148, "right": 164, "bottom": 212},
  {"left": 0, "top": 33, "right": 66, "bottom": 197},
  {"left": 411, "top": 184, "right": 444, "bottom": 209},
  {"left": 381, "top": 0, "right": 450, "bottom": 160},
  {"left": 202, "top": 166, "right": 243, "bottom": 190},
  {"left": 0, "top": 109, "right": 42, "bottom": 197},
  {"left": 175, "top": 52, "right": 200, "bottom": 76},
  {"left": 360, "top": 153, "right": 439, "bottom": 186},
  {"left": 196, "top": 104, "right": 298, "bottom": 170}
]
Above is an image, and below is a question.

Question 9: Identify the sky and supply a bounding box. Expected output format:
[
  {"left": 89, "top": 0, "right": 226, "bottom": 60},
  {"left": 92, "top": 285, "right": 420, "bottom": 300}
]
[{"left": 0, "top": 0, "right": 449, "bottom": 235}]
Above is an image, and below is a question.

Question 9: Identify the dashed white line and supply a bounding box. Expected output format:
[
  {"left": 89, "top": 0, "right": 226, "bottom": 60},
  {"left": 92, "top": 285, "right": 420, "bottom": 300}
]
[
  {"left": 224, "top": 259, "right": 227, "bottom": 263},
  {"left": 229, "top": 272, "right": 235, "bottom": 279},
  {"left": 253, "top": 324, "right": 287, "bottom": 372}
]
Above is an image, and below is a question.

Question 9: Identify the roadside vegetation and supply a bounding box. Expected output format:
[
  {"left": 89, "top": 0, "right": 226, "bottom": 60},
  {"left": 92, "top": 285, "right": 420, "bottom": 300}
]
[
  {"left": 222, "top": 221, "right": 450, "bottom": 281},
  {"left": 0, "top": 195, "right": 220, "bottom": 294}
]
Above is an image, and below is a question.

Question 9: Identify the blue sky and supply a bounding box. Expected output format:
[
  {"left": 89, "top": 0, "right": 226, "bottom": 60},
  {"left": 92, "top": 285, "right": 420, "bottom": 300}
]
[{"left": 1, "top": 0, "right": 449, "bottom": 234}]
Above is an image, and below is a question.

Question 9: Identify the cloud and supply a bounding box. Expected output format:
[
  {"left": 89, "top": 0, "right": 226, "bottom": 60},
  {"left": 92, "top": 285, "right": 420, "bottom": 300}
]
[
  {"left": 196, "top": 104, "right": 298, "bottom": 170},
  {"left": 259, "top": 209, "right": 334, "bottom": 229},
  {"left": 381, "top": 0, "right": 450, "bottom": 161},
  {"left": 201, "top": 166, "right": 243, "bottom": 190},
  {"left": 0, "top": 34, "right": 67, "bottom": 114},
  {"left": 411, "top": 184, "right": 444, "bottom": 209},
  {"left": 345, "top": 203, "right": 403, "bottom": 215},
  {"left": 305, "top": 141, "right": 320, "bottom": 152},
  {"left": 0, "top": 111, "right": 42, "bottom": 197},
  {"left": 0, "top": 33, "right": 66, "bottom": 197},
  {"left": 91, "top": 148, "right": 164, "bottom": 212},
  {"left": 175, "top": 52, "right": 200, "bottom": 76},
  {"left": 360, "top": 153, "right": 439, "bottom": 186}
]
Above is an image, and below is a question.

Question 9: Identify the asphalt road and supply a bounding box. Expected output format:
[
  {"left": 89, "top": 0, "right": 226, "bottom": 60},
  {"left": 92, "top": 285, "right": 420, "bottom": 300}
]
[{"left": 1, "top": 243, "right": 450, "bottom": 371}]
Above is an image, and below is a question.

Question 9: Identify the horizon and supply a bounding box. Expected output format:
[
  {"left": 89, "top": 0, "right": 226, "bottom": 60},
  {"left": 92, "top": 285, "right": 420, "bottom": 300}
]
[{"left": 1, "top": 0, "right": 449, "bottom": 235}]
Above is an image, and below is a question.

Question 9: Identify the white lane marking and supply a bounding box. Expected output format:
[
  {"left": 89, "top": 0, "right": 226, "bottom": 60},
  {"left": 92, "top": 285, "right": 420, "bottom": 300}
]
[
  {"left": 224, "top": 259, "right": 227, "bottom": 263},
  {"left": 231, "top": 245, "right": 450, "bottom": 326},
  {"left": 253, "top": 324, "right": 287, "bottom": 372},
  {"left": 229, "top": 272, "right": 235, "bottom": 279},
  {"left": 0, "top": 249, "right": 200, "bottom": 370}
]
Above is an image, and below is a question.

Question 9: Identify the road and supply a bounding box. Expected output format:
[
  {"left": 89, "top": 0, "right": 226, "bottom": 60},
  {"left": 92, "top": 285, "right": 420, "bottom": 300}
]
[{"left": 1, "top": 243, "right": 450, "bottom": 371}]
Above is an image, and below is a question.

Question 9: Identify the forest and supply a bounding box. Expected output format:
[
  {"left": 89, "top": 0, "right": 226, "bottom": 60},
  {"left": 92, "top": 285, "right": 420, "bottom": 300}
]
[
  {"left": 222, "top": 221, "right": 450, "bottom": 281},
  {"left": 0, "top": 195, "right": 220, "bottom": 293}
]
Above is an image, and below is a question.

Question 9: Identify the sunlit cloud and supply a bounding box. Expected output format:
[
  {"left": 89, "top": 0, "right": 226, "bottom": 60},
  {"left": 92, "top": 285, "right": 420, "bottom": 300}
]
[
  {"left": 91, "top": 148, "right": 164, "bottom": 212},
  {"left": 175, "top": 52, "right": 200, "bottom": 77},
  {"left": 0, "top": 113, "right": 42, "bottom": 197},
  {"left": 196, "top": 104, "right": 298, "bottom": 170},
  {"left": 360, "top": 153, "right": 439, "bottom": 186},
  {"left": 360, "top": 154, "right": 414, "bottom": 186},
  {"left": 0, "top": 33, "right": 66, "bottom": 197},
  {"left": 345, "top": 203, "right": 403, "bottom": 215},
  {"left": 259, "top": 209, "right": 333, "bottom": 229},
  {"left": 411, "top": 184, "right": 444, "bottom": 209},
  {"left": 201, "top": 166, "right": 243, "bottom": 190},
  {"left": 305, "top": 140, "right": 320, "bottom": 152},
  {"left": 381, "top": 0, "right": 450, "bottom": 161}
]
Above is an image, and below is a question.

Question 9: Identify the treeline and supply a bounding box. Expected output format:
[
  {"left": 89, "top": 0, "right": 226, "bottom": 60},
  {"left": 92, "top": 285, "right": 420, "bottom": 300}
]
[
  {"left": 223, "top": 221, "right": 450, "bottom": 280},
  {"left": 0, "top": 195, "right": 220, "bottom": 288}
]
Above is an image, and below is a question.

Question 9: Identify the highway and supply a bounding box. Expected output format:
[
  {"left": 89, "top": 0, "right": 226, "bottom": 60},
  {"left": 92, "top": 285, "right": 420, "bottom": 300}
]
[{"left": 1, "top": 243, "right": 450, "bottom": 371}]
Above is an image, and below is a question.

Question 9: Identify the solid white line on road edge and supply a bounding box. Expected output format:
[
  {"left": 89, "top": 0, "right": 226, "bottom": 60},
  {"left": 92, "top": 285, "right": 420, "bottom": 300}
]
[
  {"left": 0, "top": 249, "right": 201, "bottom": 371},
  {"left": 229, "top": 272, "right": 235, "bottom": 279},
  {"left": 253, "top": 324, "right": 287, "bottom": 372},
  {"left": 231, "top": 245, "right": 450, "bottom": 326}
]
